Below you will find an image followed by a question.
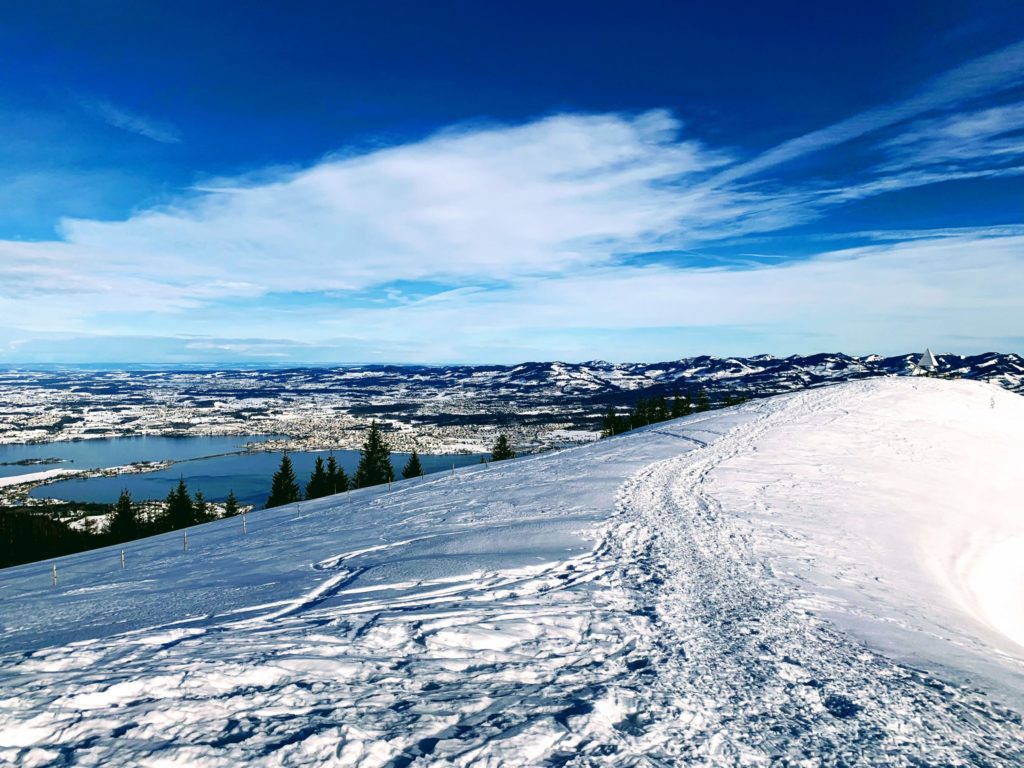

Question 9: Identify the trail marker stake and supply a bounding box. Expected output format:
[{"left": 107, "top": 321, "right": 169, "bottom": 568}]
[
  {"left": 120, "top": 550, "right": 125, "bottom": 569},
  {"left": 51, "top": 564, "right": 57, "bottom": 586},
  {"left": 242, "top": 513, "right": 248, "bottom": 535},
  {"left": 183, "top": 530, "right": 189, "bottom": 552}
]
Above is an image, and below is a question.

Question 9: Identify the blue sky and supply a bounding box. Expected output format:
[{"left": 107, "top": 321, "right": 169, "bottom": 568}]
[{"left": 1, "top": 1, "right": 1022, "bottom": 363}]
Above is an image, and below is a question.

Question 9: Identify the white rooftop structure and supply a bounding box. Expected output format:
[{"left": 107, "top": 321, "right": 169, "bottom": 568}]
[{"left": 916, "top": 348, "right": 940, "bottom": 373}]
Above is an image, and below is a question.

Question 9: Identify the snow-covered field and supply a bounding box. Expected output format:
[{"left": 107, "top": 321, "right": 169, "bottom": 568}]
[
  {"left": 0, "top": 378, "right": 1021, "bottom": 765},
  {"left": 0, "top": 469, "right": 71, "bottom": 487}
]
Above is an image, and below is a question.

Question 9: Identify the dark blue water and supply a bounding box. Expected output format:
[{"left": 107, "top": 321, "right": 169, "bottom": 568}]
[
  {"left": 31, "top": 450, "right": 485, "bottom": 507},
  {"left": 0, "top": 435, "right": 280, "bottom": 479}
]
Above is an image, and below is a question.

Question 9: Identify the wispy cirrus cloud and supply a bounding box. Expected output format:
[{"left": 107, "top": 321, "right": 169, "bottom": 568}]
[
  {"left": 79, "top": 97, "right": 182, "bottom": 144},
  {"left": 710, "top": 38, "right": 1024, "bottom": 185},
  {"left": 815, "top": 164, "right": 1024, "bottom": 206},
  {"left": 881, "top": 100, "right": 1024, "bottom": 172},
  {"left": 3, "top": 111, "right": 749, "bottom": 310},
  {"left": 3, "top": 38, "right": 1024, "bottom": 362}
]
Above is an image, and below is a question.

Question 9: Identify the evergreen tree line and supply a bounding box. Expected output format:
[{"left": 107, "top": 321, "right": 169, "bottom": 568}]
[
  {"left": 265, "top": 421, "right": 397, "bottom": 509},
  {"left": 601, "top": 389, "right": 748, "bottom": 437},
  {"left": 109, "top": 480, "right": 242, "bottom": 541},
  {"left": 265, "top": 422, "right": 518, "bottom": 509},
  {"left": 1, "top": 423, "right": 524, "bottom": 567},
  {"left": 1, "top": 501, "right": 112, "bottom": 569},
  {"left": 151, "top": 480, "right": 241, "bottom": 532},
  {"left": 0, "top": 482, "right": 242, "bottom": 569}
]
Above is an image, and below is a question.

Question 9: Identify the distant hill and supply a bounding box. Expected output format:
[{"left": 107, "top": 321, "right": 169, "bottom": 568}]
[{"left": 329, "top": 351, "right": 1024, "bottom": 398}]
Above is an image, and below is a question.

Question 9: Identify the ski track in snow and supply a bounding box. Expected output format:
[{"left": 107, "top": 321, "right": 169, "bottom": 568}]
[{"left": 0, "top": 380, "right": 1022, "bottom": 766}]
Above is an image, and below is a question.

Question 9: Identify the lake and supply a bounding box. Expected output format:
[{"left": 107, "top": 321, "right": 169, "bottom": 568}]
[
  {"left": 31, "top": 448, "right": 485, "bottom": 506},
  {"left": 0, "top": 435, "right": 280, "bottom": 479}
]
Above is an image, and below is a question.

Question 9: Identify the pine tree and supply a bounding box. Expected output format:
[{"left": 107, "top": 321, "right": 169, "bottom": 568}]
[
  {"left": 632, "top": 397, "right": 655, "bottom": 429},
  {"left": 193, "top": 490, "right": 209, "bottom": 522},
  {"left": 305, "top": 455, "right": 330, "bottom": 499},
  {"left": 722, "top": 391, "right": 747, "bottom": 407},
  {"left": 601, "top": 405, "right": 620, "bottom": 437},
  {"left": 490, "top": 434, "right": 516, "bottom": 461},
  {"left": 671, "top": 393, "right": 691, "bottom": 418},
  {"left": 109, "top": 488, "right": 138, "bottom": 540},
  {"left": 266, "top": 453, "right": 301, "bottom": 508},
  {"left": 354, "top": 422, "right": 394, "bottom": 488},
  {"left": 694, "top": 389, "right": 712, "bottom": 413},
  {"left": 401, "top": 450, "right": 424, "bottom": 479},
  {"left": 654, "top": 395, "right": 670, "bottom": 422},
  {"left": 326, "top": 453, "right": 349, "bottom": 494},
  {"left": 223, "top": 489, "right": 240, "bottom": 517},
  {"left": 164, "top": 477, "right": 195, "bottom": 529}
]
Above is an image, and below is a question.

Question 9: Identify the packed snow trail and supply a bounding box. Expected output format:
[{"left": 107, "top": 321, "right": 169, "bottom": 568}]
[
  {"left": 0, "top": 379, "right": 1022, "bottom": 765},
  {"left": 608, "top": 383, "right": 1024, "bottom": 764}
]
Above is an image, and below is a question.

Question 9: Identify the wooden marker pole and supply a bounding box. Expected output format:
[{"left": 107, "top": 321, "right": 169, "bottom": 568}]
[
  {"left": 52, "top": 564, "right": 58, "bottom": 586},
  {"left": 242, "top": 512, "right": 248, "bottom": 536},
  {"left": 120, "top": 550, "right": 125, "bottom": 569},
  {"left": 183, "top": 530, "right": 189, "bottom": 552}
]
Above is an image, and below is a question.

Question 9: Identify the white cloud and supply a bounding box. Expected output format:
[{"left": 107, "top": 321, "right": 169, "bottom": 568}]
[
  {"left": 310, "top": 232, "right": 1024, "bottom": 354},
  {"left": 816, "top": 165, "right": 1024, "bottom": 205},
  {"left": 3, "top": 37, "right": 1024, "bottom": 363},
  {"left": 881, "top": 100, "right": 1024, "bottom": 171},
  {"left": 6, "top": 228, "right": 1014, "bottom": 363},
  {"left": 710, "top": 38, "right": 1024, "bottom": 185},
  {"left": 80, "top": 98, "right": 182, "bottom": 144},
  {"left": 1, "top": 111, "right": 756, "bottom": 314}
]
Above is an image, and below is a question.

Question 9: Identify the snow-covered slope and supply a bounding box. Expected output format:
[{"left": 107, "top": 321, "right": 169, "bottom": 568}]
[{"left": 1, "top": 379, "right": 1022, "bottom": 765}]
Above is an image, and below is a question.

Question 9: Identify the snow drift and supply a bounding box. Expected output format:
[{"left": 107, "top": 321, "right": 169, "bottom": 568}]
[{"left": 0, "top": 378, "right": 1022, "bottom": 765}]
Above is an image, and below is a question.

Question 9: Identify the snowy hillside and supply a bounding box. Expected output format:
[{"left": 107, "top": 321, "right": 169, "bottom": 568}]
[{"left": 1, "top": 379, "right": 1022, "bottom": 765}]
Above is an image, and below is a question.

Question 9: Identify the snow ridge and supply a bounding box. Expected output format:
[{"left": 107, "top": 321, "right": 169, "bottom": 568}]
[{"left": 611, "top": 387, "right": 1024, "bottom": 763}]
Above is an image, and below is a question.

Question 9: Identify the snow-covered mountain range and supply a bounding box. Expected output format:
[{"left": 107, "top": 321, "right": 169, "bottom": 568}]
[
  {"left": 427, "top": 350, "right": 1024, "bottom": 396},
  {"left": 1, "top": 378, "right": 1022, "bottom": 764}
]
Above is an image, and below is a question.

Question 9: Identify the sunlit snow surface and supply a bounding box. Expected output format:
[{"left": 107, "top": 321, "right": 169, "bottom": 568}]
[{"left": 1, "top": 379, "right": 1022, "bottom": 765}]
